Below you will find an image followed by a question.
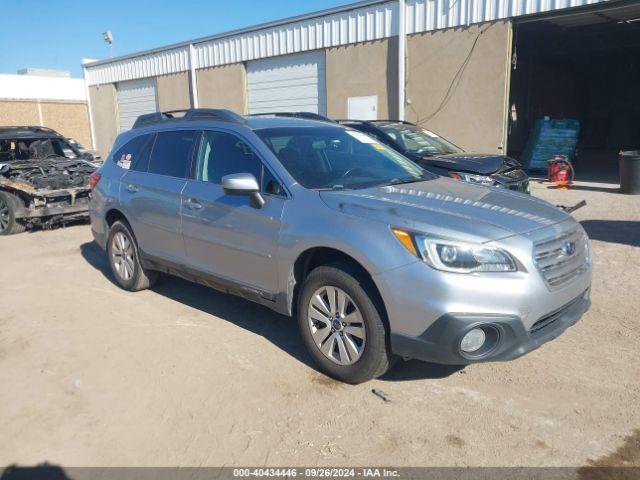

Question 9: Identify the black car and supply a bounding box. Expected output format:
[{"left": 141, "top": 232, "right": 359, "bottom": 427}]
[
  {"left": 0, "top": 126, "right": 97, "bottom": 234},
  {"left": 339, "top": 120, "right": 530, "bottom": 193}
]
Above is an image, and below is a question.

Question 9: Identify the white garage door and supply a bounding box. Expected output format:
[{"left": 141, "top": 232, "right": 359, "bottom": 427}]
[
  {"left": 247, "top": 51, "right": 326, "bottom": 115},
  {"left": 117, "top": 78, "right": 158, "bottom": 132}
]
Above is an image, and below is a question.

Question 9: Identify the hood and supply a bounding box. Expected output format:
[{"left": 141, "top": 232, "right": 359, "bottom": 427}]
[
  {"left": 319, "top": 176, "right": 570, "bottom": 243},
  {"left": 415, "top": 153, "right": 520, "bottom": 175}
]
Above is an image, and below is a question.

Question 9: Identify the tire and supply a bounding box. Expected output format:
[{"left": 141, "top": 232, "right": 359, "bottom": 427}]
[
  {"left": 107, "top": 220, "right": 157, "bottom": 291},
  {"left": 0, "top": 191, "right": 27, "bottom": 236},
  {"left": 297, "top": 264, "right": 393, "bottom": 384}
]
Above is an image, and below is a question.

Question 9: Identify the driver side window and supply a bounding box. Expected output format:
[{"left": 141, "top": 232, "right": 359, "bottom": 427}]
[{"left": 196, "top": 131, "right": 285, "bottom": 196}]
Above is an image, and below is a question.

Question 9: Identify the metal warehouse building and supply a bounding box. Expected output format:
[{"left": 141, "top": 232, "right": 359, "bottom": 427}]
[{"left": 83, "top": 0, "right": 640, "bottom": 181}]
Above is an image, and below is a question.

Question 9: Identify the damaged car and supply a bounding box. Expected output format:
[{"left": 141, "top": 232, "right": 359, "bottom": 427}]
[
  {"left": 0, "top": 126, "right": 98, "bottom": 235},
  {"left": 339, "top": 120, "right": 530, "bottom": 193}
]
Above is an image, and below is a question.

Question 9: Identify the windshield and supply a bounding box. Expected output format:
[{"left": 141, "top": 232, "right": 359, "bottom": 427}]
[
  {"left": 376, "top": 123, "right": 464, "bottom": 156},
  {"left": 0, "top": 138, "right": 78, "bottom": 161},
  {"left": 256, "top": 126, "right": 434, "bottom": 190}
]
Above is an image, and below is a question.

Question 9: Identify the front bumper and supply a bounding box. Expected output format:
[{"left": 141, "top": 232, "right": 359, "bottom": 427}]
[
  {"left": 391, "top": 289, "right": 590, "bottom": 364},
  {"left": 492, "top": 170, "right": 530, "bottom": 194}
]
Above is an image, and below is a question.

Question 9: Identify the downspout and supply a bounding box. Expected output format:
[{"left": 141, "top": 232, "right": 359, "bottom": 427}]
[
  {"left": 82, "top": 63, "right": 97, "bottom": 150},
  {"left": 189, "top": 43, "right": 199, "bottom": 108},
  {"left": 398, "top": 0, "right": 406, "bottom": 121}
]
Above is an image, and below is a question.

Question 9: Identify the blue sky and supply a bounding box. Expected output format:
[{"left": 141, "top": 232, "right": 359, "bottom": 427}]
[{"left": 0, "top": 0, "right": 354, "bottom": 78}]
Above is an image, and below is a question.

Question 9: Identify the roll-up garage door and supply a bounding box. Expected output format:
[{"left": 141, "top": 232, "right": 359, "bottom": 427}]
[
  {"left": 117, "top": 78, "right": 158, "bottom": 132},
  {"left": 247, "top": 51, "right": 326, "bottom": 115}
]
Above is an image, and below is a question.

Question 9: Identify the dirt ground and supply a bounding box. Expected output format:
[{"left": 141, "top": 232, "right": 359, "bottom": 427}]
[{"left": 0, "top": 177, "right": 639, "bottom": 469}]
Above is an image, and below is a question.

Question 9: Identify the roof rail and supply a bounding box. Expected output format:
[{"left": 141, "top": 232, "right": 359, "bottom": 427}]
[{"left": 132, "top": 108, "right": 246, "bottom": 129}]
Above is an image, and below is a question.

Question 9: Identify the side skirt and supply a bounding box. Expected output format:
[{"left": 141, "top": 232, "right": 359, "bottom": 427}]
[{"left": 138, "top": 251, "right": 289, "bottom": 315}]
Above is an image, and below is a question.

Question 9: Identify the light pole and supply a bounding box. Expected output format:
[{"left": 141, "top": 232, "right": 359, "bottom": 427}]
[{"left": 102, "top": 31, "right": 114, "bottom": 58}]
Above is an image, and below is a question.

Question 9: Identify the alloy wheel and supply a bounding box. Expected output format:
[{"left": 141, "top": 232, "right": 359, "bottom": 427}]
[
  {"left": 111, "top": 232, "right": 135, "bottom": 281},
  {"left": 307, "top": 286, "right": 366, "bottom": 365},
  {"left": 0, "top": 197, "right": 9, "bottom": 233}
]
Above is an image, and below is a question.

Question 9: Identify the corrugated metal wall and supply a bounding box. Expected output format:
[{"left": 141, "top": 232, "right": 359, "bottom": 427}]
[
  {"left": 195, "top": 2, "right": 396, "bottom": 69},
  {"left": 84, "top": 0, "right": 610, "bottom": 86},
  {"left": 86, "top": 47, "right": 190, "bottom": 86},
  {"left": 405, "top": 0, "right": 608, "bottom": 33}
]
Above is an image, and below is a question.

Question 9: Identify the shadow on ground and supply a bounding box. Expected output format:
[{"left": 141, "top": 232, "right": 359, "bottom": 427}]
[
  {"left": 1, "top": 463, "right": 70, "bottom": 480},
  {"left": 581, "top": 220, "right": 640, "bottom": 247},
  {"left": 80, "top": 240, "right": 461, "bottom": 383},
  {"left": 578, "top": 428, "right": 640, "bottom": 480}
]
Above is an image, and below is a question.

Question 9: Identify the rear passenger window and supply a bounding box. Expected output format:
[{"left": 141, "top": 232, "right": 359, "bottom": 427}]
[
  {"left": 111, "top": 134, "right": 152, "bottom": 170},
  {"left": 131, "top": 134, "right": 155, "bottom": 172},
  {"left": 148, "top": 130, "right": 197, "bottom": 178}
]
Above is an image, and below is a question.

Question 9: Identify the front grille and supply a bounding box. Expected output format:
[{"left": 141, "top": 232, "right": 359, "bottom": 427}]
[
  {"left": 507, "top": 180, "right": 529, "bottom": 193},
  {"left": 535, "top": 228, "right": 589, "bottom": 289}
]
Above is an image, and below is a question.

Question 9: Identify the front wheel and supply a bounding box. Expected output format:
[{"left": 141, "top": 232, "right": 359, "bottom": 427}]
[
  {"left": 107, "top": 220, "right": 157, "bottom": 291},
  {"left": 297, "top": 264, "right": 393, "bottom": 384},
  {"left": 0, "top": 192, "right": 26, "bottom": 236}
]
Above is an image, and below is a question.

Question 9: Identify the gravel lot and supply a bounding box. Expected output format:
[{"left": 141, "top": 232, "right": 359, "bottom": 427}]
[{"left": 0, "top": 178, "right": 638, "bottom": 468}]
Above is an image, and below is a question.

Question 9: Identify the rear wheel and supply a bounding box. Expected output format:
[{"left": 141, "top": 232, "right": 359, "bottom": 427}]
[
  {"left": 298, "top": 264, "right": 393, "bottom": 384},
  {"left": 0, "top": 192, "right": 26, "bottom": 236},
  {"left": 107, "top": 220, "right": 157, "bottom": 291}
]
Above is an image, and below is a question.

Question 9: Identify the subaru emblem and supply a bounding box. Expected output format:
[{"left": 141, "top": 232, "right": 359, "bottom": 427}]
[{"left": 562, "top": 241, "right": 576, "bottom": 256}]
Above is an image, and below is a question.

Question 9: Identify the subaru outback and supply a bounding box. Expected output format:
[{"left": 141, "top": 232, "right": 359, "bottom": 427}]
[{"left": 89, "top": 109, "right": 592, "bottom": 384}]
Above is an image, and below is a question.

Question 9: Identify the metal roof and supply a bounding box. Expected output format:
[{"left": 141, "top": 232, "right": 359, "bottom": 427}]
[{"left": 84, "top": 0, "right": 614, "bottom": 86}]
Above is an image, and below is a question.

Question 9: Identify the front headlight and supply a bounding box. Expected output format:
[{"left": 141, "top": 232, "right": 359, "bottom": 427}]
[
  {"left": 392, "top": 229, "right": 517, "bottom": 273},
  {"left": 449, "top": 172, "right": 497, "bottom": 186}
]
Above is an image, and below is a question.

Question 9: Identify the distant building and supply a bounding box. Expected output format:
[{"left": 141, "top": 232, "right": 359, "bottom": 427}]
[
  {"left": 82, "top": 0, "right": 638, "bottom": 184},
  {"left": 17, "top": 68, "right": 71, "bottom": 78},
  {"left": 0, "top": 70, "right": 91, "bottom": 148}
]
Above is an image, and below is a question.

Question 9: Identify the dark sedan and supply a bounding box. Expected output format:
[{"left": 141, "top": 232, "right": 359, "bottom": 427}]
[{"left": 339, "top": 120, "right": 530, "bottom": 193}]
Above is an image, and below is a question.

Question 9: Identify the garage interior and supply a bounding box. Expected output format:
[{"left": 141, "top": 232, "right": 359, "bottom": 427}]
[{"left": 507, "top": 1, "right": 640, "bottom": 184}]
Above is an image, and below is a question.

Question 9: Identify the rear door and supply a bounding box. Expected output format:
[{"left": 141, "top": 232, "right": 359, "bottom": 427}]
[
  {"left": 181, "top": 129, "right": 287, "bottom": 295},
  {"left": 121, "top": 129, "right": 197, "bottom": 264}
]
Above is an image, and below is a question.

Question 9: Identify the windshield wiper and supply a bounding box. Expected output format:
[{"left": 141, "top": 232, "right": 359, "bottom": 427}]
[{"left": 386, "top": 177, "right": 425, "bottom": 186}]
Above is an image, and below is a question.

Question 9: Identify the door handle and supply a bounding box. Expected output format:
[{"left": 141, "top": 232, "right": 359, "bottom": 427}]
[
  {"left": 185, "top": 198, "right": 203, "bottom": 210},
  {"left": 126, "top": 184, "right": 139, "bottom": 193}
]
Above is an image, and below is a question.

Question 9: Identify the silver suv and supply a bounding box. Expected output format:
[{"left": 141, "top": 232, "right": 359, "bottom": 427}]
[{"left": 89, "top": 109, "right": 592, "bottom": 384}]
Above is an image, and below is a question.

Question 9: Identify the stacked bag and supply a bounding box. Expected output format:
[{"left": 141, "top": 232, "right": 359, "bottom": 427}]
[{"left": 522, "top": 118, "right": 580, "bottom": 172}]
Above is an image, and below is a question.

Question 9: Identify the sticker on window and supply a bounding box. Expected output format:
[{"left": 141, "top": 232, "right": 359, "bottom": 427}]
[
  {"left": 117, "top": 153, "right": 132, "bottom": 169},
  {"left": 346, "top": 130, "right": 377, "bottom": 144}
]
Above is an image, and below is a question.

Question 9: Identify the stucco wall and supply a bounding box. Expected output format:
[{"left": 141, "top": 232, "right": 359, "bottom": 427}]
[
  {"left": 0, "top": 99, "right": 91, "bottom": 149},
  {"left": 157, "top": 72, "right": 192, "bottom": 111},
  {"left": 406, "top": 21, "right": 511, "bottom": 153},
  {"left": 0, "top": 100, "right": 40, "bottom": 126},
  {"left": 196, "top": 64, "right": 246, "bottom": 114},
  {"left": 41, "top": 102, "right": 92, "bottom": 148},
  {"left": 326, "top": 39, "right": 398, "bottom": 119},
  {"left": 89, "top": 84, "right": 119, "bottom": 158}
]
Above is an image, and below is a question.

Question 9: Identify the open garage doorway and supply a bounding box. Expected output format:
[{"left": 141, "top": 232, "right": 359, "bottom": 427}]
[{"left": 507, "top": 1, "right": 640, "bottom": 185}]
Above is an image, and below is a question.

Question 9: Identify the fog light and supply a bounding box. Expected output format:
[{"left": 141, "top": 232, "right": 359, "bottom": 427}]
[{"left": 460, "top": 328, "right": 486, "bottom": 353}]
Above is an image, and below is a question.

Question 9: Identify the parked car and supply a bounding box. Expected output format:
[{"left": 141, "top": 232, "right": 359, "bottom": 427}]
[
  {"left": 0, "top": 126, "right": 98, "bottom": 235},
  {"left": 249, "top": 112, "right": 336, "bottom": 123},
  {"left": 89, "top": 109, "right": 591, "bottom": 384},
  {"left": 339, "top": 120, "right": 530, "bottom": 193},
  {"left": 66, "top": 137, "right": 102, "bottom": 163}
]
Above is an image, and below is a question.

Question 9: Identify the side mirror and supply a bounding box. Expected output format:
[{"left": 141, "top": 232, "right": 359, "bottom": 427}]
[{"left": 221, "top": 173, "right": 265, "bottom": 209}]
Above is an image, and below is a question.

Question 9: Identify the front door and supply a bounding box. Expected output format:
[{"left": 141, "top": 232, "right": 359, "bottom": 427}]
[{"left": 181, "top": 130, "right": 286, "bottom": 295}]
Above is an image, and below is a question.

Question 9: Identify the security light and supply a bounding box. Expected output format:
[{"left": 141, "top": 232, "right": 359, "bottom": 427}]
[{"left": 103, "top": 31, "right": 113, "bottom": 45}]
